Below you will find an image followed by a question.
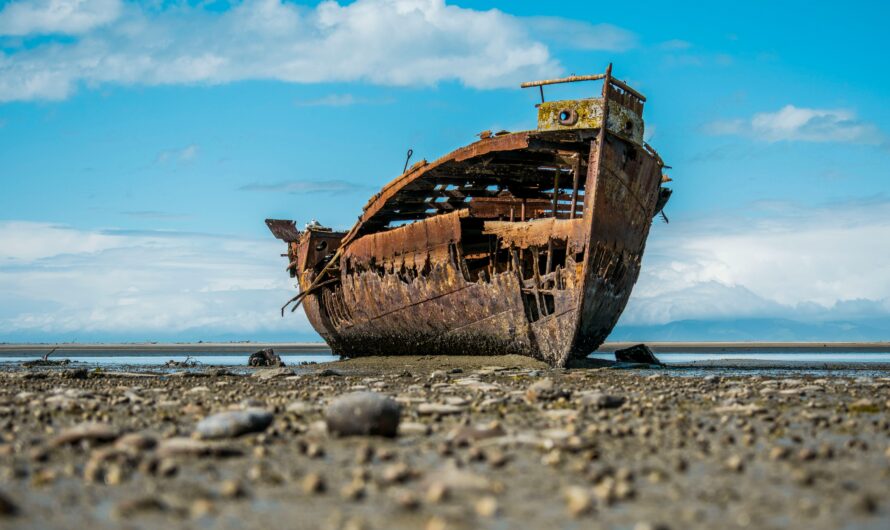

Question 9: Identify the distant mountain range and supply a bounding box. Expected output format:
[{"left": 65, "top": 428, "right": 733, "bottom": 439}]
[
  {"left": 2, "top": 318, "right": 888, "bottom": 344},
  {"left": 610, "top": 317, "right": 890, "bottom": 342}
]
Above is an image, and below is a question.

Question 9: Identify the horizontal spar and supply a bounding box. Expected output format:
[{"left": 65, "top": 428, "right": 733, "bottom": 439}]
[{"left": 520, "top": 74, "right": 646, "bottom": 102}]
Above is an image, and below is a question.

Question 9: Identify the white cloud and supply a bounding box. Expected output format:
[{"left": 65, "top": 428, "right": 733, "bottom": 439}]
[
  {"left": 239, "top": 179, "right": 374, "bottom": 194},
  {"left": 0, "top": 221, "right": 119, "bottom": 261},
  {"left": 156, "top": 144, "right": 199, "bottom": 164},
  {"left": 524, "top": 17, "right": 636, "bottom": 51},
  {"left": 622, "top": 198, "right": 890, "bottom": 325},
  {"left": 0, "top": 0, "right": 635, "bottom": 103},
  {"left": 0, "top": 0, "right": 121, "bottom": 35},
  {"left": 706, "top": 105, "right": 883, "bottom": 144},
  {"left": 0, "top": 222, "right": 312, "bottom": 340},
  {"left": 3, "top": 199, "right": 889, "bottom": 340},
  {"left": 657, "top": 39, "right": 692, "bottom": 50},
  {"left": 294, "top": 93, "right": 394, "bottom": 107},
  {"left": 296, "top": 94, "right": 360, "bottom": 107}
]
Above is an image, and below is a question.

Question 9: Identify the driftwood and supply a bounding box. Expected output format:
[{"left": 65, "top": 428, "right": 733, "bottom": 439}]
[
  {"left": 164, "top": 356, "right": 201, "bottom": 368},
  {"left": 22, "top": 347, "right": 70, "bottom": 367}
]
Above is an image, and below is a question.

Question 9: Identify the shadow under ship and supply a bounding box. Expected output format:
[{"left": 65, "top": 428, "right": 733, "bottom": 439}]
[{"left": 266, "top": 65, "right": 672, "bottom": 367}]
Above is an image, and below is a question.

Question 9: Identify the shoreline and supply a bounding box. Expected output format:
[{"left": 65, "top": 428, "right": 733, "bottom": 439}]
[{"left": 2, "top": 341, "right": 890, "bottom": 354}]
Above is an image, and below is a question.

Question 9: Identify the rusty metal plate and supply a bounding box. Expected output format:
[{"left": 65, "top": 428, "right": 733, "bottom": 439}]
[{"left": 265, "top": 219, "right": 301, "bottom": 242}]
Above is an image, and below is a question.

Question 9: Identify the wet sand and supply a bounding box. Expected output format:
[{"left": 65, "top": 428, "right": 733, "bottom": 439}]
[{"left": 1, "top": 356, "right": 888, "bottom": 529}]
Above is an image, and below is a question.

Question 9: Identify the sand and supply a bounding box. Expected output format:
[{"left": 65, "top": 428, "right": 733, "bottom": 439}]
[{"left": 0, "top": 357, "right": 888, "bottom": 529}]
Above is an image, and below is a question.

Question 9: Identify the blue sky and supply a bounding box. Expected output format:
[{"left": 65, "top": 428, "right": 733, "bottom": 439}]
[{"left": 0, "top": 0, "right": 888, "bottom": 342}]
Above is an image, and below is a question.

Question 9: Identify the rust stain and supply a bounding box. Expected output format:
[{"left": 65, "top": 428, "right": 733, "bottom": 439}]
[{"left": 266, "top": 64, "right": 672, "bottom": 366}]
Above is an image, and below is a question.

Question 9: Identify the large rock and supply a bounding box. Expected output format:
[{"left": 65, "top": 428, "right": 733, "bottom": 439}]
[
  {"left": 248, "top": 348, "right": 285, "bottom": 367},
  {"left": 614, "top": 344, "right": 663, "bottom": 366},
  {"left": 195, "top": 409, "right": 274, "bottom": 439},
  {"left": 325, "top": 392, "right": 401, "bottom": 438}
]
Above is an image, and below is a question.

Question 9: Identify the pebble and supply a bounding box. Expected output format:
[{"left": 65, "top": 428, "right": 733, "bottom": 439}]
[
  {"left": 195, "top": 408, "right": 274, "bottom": 439},
  {"left": 114, "top": 432, "right": 157, "bottom": 452},
  {"left": 486, "top": 449, "right": 509, "bottom": 468},
  {"left": 113, "top": 496, "right": 168, "bottom": 518},
  {"left": 285, "top": 400, "right": 313, "bottom": 415},
  {"left": 725, "top": 455, "right": 745, "bottom": 472},
  {"left": 190, "top": 499, "right": 215, "bottom": 518},
  {"left": 475, "top": 496, "right": 499, "bottom": 517},
  {"left": 564, "top": 486, "right": 593, "bottom": 516},
  {"left": 853, "top": 493, "right": 879, "bottom": 514},
  {"left": 769, "top": 445, "right": 790, "bottom": 460},
  {"left": 157, "top": 458, "right": 179, "bottom": 477},
  {"left": 577, "top": 392, "right": 625, "bottom": 409},
  {"left": 302, "top": 472, "right": 326, "bottom": 494},
  {"left": 525, "top": 378, "right": 568, "bottom": 402},
  {"left": 430, "top": 463, "right": 492, "bottom": 493},
  {"left": 248, "top": 462, "right": 284, "bottom": 484},
  {"left": 417, "top": 403, "right": 467, "bottom": 416},
  {"left": 0, "top": 490, "right": 18, "bottom": 516},
  {"left": 448, "top": 422, "right": 505, "bottom": 445},
  {"left": 219, "top": 479, "right": 247, "bottom": 499},
  {"left": 155, "top": 437, "right": 242, "bottom": 458},
  {"left": 252, "top": 367, "right": 294, "bottom": 380},
  {"left": 425, "top": 482, "right": 449, "bottom": 504},
  {"left": 381, "top": 462, "right": 414, "bottom": 484},
  {"left": 398, "top": 422, "right": 432, "bottom": 436},
  {"left": 49, "top": 422, "right": 118, "bottom": 447},
  {"left": 391, "top": 488, "right": 420, "bottom": 510},
  {"left": 634, "top": 523, "right": 671, "bottom": 530},
  {"left": 340, "top": 479, "right": 366, "bottom": 501},
  {"left": 325, "top": 392, "right": 401, "bottom": 437},
  {"left": 849, "top": 399, "right": 879, "bottom": 413}
]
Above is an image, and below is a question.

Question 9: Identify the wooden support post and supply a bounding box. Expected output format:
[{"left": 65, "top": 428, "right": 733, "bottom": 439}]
[
  {"left": 531, "top": 246, "right": 549, "bottom": 317},
  {"left": 569, "top": 154, "right": 581, "bottom": 219},
  {"left": 552, "top": 170, "right": 560, "bottom": 219}
]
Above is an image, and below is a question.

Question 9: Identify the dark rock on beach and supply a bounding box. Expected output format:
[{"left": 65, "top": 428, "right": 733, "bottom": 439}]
[
  {"left": 248, "top": 348, "right": 285, "bottom": 367},
  {"left": 614, "top": 344, "right": 663, "bottom": 366}
]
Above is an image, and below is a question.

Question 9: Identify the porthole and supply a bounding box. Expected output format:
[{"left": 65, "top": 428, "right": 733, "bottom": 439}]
[{"left": 558, "top": 109, "right": 578, "bottom": 126}]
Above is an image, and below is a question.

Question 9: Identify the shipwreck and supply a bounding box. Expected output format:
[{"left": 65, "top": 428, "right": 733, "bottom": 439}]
[{"left": 266, "top": 65, "right": 672, "bottom": 367}]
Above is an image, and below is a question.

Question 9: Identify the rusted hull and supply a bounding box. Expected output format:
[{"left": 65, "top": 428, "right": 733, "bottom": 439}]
[
  {"left": 271, "top": 67, "right": 669, "bottom": 366},
  {"left": 289, "top": 132, "right": 660, "bottom": 366}
]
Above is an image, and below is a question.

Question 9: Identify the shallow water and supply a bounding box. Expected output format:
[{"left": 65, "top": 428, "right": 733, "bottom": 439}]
[
  {"left": 3, "top": 350, "right": 890, "bottom": 365},
  {"left": 588, "top": 352, "right": 890, "bottom": 363},
  {"left": 0, "top": 352, "right": 337, "bottom": 367},
  {"left": 3, "top": 350, "right": 890, "bottom": 379}
]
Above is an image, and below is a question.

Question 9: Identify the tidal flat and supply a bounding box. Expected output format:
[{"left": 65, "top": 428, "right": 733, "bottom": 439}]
[{"left": 0, "top": 355, "right": 888, "bottom": 530}]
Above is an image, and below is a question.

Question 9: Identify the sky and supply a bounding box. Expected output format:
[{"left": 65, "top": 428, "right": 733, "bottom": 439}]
[{"left": 0, "top": 0, "right": 888, "bottom": 343}]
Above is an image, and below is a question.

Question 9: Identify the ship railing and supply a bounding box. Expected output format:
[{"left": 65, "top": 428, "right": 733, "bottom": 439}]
[{"left": 520, "top": 67, "right": 646, "bottom": 103}]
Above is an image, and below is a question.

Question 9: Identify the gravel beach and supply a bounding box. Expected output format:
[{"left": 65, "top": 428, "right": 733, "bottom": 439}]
[{"left": 1, "top": 355, "right": 888, "bottom": 529}]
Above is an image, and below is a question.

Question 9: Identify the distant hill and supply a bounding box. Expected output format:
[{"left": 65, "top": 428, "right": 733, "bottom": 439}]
[
  {"left": 610, "top": 318, "right": 890, "bottom": 342},
  {"left": 3, "top": 318, "right": 888, "bottom": 344}
]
